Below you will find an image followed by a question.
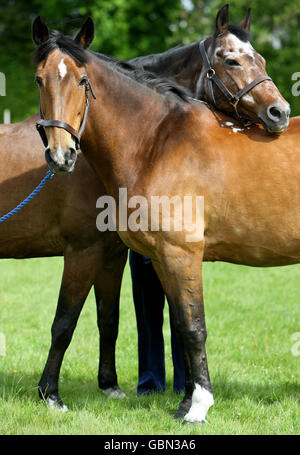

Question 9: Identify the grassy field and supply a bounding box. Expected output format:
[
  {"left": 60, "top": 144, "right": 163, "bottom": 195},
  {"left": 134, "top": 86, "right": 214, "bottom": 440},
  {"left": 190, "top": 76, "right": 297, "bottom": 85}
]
[{"left": 0, "top": 257, "right": 299, "bottom": 435}]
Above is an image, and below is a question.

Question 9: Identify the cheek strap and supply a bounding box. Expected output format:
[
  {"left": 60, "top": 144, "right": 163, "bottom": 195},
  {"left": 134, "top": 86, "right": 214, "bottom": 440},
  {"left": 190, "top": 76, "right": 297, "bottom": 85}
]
[
  {"left": 199, "top": 39, "right": 272, "bottom": 123},
  {"left": 36, "top": 78, "right": 96, "bottom": 149}
]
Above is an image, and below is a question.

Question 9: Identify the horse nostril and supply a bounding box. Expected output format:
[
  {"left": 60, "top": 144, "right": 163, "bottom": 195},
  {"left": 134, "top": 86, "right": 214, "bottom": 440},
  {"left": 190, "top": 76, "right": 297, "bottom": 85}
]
[
  {"left": 267, "top": 105, "right": 282, "bottom": 122},
  {"left": 70, "top": 148, "right": 76, "bottom": 160},
  {"left": 45, "top": 147, "right": 53, "bottom": 164},
  {"left": 270, "top": 107, "right": 281, "bottom": 118},
  {"left": 65, "top": 148, "right": 77, "bottom": 166}
]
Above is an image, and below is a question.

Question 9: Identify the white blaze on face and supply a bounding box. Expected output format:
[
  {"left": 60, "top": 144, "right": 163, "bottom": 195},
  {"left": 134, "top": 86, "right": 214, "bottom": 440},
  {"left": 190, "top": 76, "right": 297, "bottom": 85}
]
[
  {"left": 214, "top": 33, "right": 255, "bottom": 72},
  {"left": 58, "top": 58, "right": 67, "bottom": 80},
  {"left": 222, "top": 33, "right": 254, "bottom": 60},
  {"left": 55, "top": 143, "right": 66, "bottom": 165},
  {"left": 228, "top": 33, "right": 254, "bottom": 55},
  {"left": 214, "top": 33, "right": 256, "bottom": 104}
]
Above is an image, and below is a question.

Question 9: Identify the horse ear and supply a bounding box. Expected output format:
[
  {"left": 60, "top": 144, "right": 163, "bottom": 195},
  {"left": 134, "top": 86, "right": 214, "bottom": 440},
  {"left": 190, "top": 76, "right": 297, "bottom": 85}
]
[
  {"left": 74, "top": 17, "right": 95, "bottom": 49},
  {"left": 240, "top": 8, "right": 251, "bottom": 31},
  {"left": 215, "top": 4, "right": 229, "bottom": 35},
  {"left": 32, "top": 16, "right": 50, "bottom": 45}
]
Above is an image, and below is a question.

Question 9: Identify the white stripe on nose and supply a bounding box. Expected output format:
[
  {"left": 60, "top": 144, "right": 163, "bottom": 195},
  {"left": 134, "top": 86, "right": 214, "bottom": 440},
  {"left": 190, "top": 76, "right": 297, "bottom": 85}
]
[{"left": 56, "top": 143, "right": 66, "bottom": 165}]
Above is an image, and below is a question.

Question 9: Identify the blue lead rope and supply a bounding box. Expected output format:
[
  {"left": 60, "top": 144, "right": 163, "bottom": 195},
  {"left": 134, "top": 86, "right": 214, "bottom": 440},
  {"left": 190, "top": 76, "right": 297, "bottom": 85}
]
[{"left": 0, "top": 170, "right": 54, "bottom": 223}]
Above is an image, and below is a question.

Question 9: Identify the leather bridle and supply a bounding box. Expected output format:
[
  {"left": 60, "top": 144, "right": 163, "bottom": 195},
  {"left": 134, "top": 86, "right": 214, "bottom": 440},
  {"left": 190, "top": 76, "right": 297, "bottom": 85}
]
[
  {"left": 36, "top": 77, "right": 96, "bottom": 150},
  {"left": 199, "top": 39, "right": 272, "bottom": 124}
]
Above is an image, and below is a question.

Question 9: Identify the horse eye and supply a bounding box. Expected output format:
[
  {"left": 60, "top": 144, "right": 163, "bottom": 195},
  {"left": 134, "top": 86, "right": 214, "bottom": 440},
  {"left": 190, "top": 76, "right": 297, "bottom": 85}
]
[
  {"left": 79, "top": 77, "right": 88, "bottom": 86},
  {"left": 35, "top": 76, "right": 43, "bottom": 87},
  {"left": 225, "top": 59, "right": 240, "bottom": 67}
]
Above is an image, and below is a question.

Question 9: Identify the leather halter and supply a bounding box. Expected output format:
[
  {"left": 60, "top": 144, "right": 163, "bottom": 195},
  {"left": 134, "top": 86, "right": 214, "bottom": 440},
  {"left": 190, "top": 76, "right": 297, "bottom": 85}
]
[
  {"left": 36, "top": 77, "right": 96, "bottom": 150},
  {"left": 199, "top": 39, "right": 272, "bottom": 123}
]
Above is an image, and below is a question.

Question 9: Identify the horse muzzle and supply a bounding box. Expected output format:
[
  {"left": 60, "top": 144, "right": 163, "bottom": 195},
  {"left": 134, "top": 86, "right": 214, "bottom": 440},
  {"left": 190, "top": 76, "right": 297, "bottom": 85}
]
[
  {"left": 259, "top": 102, "right": 291, "bottom": 133},
  {"left": 45, "top": 146, "right": 77, "bottom": 174}
]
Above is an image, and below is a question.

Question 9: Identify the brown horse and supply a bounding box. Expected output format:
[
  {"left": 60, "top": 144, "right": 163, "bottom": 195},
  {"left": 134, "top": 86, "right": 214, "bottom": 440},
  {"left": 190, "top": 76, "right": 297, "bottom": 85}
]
[
  {"left": 131, "top": 4, "right": 290, "bottom": 132},
  {"left": 32, "top": 18, "right": 299, "bottom": 423},
  {"left": 0, "top": 116, "right": 128, "bottom": 410},
  {"left": 1, "top": 6, "right": 288, "bottom": 413}
]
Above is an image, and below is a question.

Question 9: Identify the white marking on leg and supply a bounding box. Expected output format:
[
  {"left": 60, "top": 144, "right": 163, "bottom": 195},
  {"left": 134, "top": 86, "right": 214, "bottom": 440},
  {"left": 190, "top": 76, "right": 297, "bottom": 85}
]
[
  {"left": 46, "top": 397, "right": 69, "bottom": 413},
  {"left": 102, "top": 387, "right": 126, "bottom": 399},
  {"left": 184, "top": 383, "right": 214, "bottom": 423},
  {"left": 58, "top": 58, "right": 67, "bottom": 80}
]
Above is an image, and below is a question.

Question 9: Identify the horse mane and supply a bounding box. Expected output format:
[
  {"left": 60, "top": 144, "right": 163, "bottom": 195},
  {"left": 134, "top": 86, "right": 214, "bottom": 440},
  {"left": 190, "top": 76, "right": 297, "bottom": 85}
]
[
  {"left": 109, "top": 24, "right": 250, "bottom": 79},
  {"left": 91, "top": 51, "right": 191, "bottom": 101},
  {"left": 129, "top": 42, "right": 197, "bottom": 72},
  {"left": 33, "top": 30, "right": 192, "bottom": 102}
]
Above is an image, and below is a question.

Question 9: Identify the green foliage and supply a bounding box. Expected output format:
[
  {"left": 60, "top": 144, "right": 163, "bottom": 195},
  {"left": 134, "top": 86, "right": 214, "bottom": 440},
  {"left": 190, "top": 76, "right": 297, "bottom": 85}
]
[
  {"left": 0, "top": 0, "right": 300, "bottom": 121},
  {"left": 79, "top": 0, "right": 184, "bottom": 59}
]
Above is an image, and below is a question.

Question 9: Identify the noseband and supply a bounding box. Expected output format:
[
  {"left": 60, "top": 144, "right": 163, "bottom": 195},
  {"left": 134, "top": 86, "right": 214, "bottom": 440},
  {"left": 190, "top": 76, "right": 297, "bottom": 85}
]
[
  {"left": 199, "top": 39, "right": 272, "bottom": 123},
  {"left": 36, "top": 78, "right": 96, "bottom": 150}
]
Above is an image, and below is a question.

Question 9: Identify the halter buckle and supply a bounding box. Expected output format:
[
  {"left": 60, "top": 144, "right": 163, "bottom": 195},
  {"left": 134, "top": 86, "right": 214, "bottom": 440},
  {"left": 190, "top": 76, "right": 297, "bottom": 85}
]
[{"left": 230, "top": 97, "right": 240, "bottom": 108}]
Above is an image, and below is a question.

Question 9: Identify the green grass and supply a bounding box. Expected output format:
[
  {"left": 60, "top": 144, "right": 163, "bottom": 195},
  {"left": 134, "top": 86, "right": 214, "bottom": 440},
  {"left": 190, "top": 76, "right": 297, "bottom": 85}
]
[{"left": 0, "top": 257, "right": 299, "bottom": 435}]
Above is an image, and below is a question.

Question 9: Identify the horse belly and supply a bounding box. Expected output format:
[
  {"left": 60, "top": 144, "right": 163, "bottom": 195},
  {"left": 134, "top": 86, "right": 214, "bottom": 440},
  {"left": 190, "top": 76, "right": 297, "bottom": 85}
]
[
  {"left": 0, "top": 224, "right": 65, "bottom": 259},
  {"left": 204, "top": 222, "right": 300, "bottom": 267}
]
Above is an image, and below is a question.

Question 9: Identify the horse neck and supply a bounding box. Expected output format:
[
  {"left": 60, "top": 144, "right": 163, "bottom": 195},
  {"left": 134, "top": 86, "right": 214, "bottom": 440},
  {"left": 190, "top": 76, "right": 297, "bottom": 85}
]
[
  {"left": 82, "top": 57, "right": 171, "bottom": 197},
  {"left": 131, "top": 41, "right": 204, "bottom": 95}
]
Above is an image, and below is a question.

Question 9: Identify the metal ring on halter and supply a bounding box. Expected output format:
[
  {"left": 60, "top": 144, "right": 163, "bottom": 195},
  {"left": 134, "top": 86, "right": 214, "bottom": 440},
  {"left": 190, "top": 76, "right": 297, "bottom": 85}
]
[{"left": 206, "top": 68, "right": 216, "bottom": 79}]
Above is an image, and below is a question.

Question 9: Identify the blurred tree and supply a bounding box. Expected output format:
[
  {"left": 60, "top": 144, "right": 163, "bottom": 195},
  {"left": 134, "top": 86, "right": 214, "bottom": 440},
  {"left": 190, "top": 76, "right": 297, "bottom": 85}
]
[
  {"left": 0, "top": 0, "right": 87, "bottom": 120},
  {"left": 0, "top": 0, "right": 183, "bottom": 120},
  {"left": 0, "top": 0, "right": 300, "bottom": 121}
]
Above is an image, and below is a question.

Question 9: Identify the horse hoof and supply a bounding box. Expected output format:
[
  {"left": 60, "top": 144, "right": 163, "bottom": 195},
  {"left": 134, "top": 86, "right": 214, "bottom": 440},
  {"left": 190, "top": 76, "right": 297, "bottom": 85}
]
[
  {"left": 174, "top": 398, "right": 192, "bottom": 419},
  {"left": 182, "top": 419, "right": 206, "bottom": 426},
  {"left": 102, "top": 386, "right": 126, "bottom": 399},
  {"left": 174, "top": 408, "right": 187, "bottom": 420},
  {"left": 45, "top": 395, "right": 69, "bottom": 412}
]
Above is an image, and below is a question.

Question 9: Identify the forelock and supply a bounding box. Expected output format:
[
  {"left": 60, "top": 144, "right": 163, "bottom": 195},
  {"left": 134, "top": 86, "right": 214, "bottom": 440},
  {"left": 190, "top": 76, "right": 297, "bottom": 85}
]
[{"left": 33, "top": 30, "right": 90, "bottom": 65}]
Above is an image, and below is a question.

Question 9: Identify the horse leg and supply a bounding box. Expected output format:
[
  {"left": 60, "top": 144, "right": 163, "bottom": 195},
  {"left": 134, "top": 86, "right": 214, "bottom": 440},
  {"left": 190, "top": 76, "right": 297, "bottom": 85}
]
[
  {"left": 167, "top": 301, "right": 193, "bottom": 418},
  {"left": 38, "top": 247, "right": 97, "bottom": 411},
  {"left": 173, "top": 350, "right": 193, "bottom": 419},
  {"left": 153, "top": 244, "right": 213, "bottom": 424},
  {"left": 168, "top": 305, "right": 186, "bottom": 394},
  {"left": 94, "top": 247, "right": 127, "bottom": 399}
]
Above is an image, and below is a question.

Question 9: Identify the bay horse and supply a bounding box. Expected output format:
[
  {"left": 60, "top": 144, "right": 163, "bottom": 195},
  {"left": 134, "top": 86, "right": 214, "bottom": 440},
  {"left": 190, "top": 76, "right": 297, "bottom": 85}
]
[
  {"left": 1, "top": 6, "right": 289, "bottom": 413},
  {"left": 32, "top": 18, "right": 299, "bottom": 423},
  {"left": 0, "top": 118, "right": 128, "bottom": 411},
  {"left": 130, "top": 4, "right": 290, "bottom": 132}
]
